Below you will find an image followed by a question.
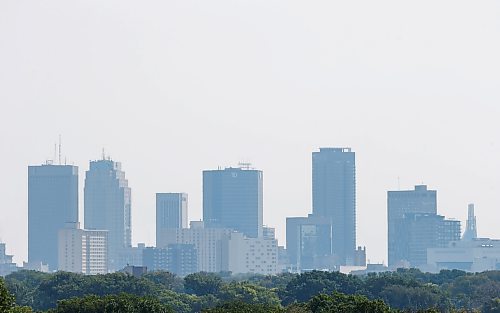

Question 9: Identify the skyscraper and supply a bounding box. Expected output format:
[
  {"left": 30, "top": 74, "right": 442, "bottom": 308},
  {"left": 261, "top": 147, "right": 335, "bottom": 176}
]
[
  {"left": 203, "top": 166, "right": 263, "bottom": 238},
  {"left": 156, "top": 193, "right": 188, "bottom": 244},
  {"left": 387, "top": 185, "right": 437, "bottom": 267},
  {"left": 312, "top": 148, "right": 356, "bottom": 265},
  {"left": 28, "top": 163, "right": 78, "bottom": 270},
  {"left": 84, "top": 158, "right": 131, "bottom": 271}
]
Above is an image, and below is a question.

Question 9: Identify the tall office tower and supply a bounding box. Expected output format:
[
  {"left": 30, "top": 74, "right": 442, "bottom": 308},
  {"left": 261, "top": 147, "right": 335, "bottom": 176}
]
[
  {"left": 462, "top": 204, "right": 478, "bottom": 241},
  {"left": 28, "top": 163, "right": 78, "bottom": 270},
  {"left": 312, "top": 148, "right": 356, "bottom": 265},
  {"left": 84, "top": 158, "right": 131, "bottom": 271},
  {"left": 387, "top": 185, "right": 437, "bottom": 267},
  {"left": 156, "top": 193, "right": 188, "bottom": 243},
  {"left": 203, "top": 166, "right": 263, "bottom": 238}
]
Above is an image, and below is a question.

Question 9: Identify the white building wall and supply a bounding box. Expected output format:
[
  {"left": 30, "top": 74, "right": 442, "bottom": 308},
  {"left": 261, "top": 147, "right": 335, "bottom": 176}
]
[{"left": 222, "top": 232, "right": 278, "bottom": 275}]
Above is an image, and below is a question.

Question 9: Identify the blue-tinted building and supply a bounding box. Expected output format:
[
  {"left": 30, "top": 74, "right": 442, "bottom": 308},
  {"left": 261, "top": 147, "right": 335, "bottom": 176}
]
[
  {"left": 387, "top": 185, "right": 437, "bottom": 267},
  {"left": 312, "top": 148, "right": 356, "bottom": 265},
  {"left": 84, "top": 159, "right": 131, "bottom": 271},
  {"left": 156, "top": 193, "right": 188, "bottom": 244},
  {"left": 286, "top": 214, "right": 333, "bottom": 271},
  {"left": 203, "top": 166, "right": 263, "bottom": 238},
  {"left": 28, "top": 164, "right": 78, "bottom": 270}
]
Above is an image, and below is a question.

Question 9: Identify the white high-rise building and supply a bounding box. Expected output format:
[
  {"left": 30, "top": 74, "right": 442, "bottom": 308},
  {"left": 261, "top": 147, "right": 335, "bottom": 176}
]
[{"left": 58, "top": 222, "right": 108, "bottom": 275}]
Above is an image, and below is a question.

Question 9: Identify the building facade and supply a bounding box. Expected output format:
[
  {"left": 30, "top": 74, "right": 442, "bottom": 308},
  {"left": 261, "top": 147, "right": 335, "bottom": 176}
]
[
  {"left": 312, "top": 148, "right": 356, "bottom": 265},
  {"left": 387, "top": 185, "right": 437, "bottom": 267},
  {"left": 157, "top": 221, "right": 232, "bottom": 272},
  {"left": 28, "top": 163, "right": 79, "bottom": 270},
  {"left": 143, "top": 244, "right": 198, "bottom": 277},
  {"left": 203, "top": 166, "right": 263, "bottom": 238},
  {"left": 0, "top": 243, "right": 17, "bottom": 276},
  {"left": 221, "top": 232, "right": 278, "bottom": 275},
  {"left": 58, "top": 222, "right": 108, "bottom": 275},
  {"left": 286, "top": 214, "right": 333, "bottom": 271},
  {"left": 84, "top": 159, "right": 131, "bottom": 271},
  {"left": 156, "top": 193, "right": 188, "bottom": 242}
]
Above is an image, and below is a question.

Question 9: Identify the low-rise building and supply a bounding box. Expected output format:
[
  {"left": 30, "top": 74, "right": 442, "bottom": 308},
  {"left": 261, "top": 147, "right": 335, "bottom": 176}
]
[
  {"left": 143, "top": 244, "right": 198, "bottom": 276},
  {"left": 221, "top": 232, "right": 278, "bottom": 275},
  {"left": 427, "top": 238, "right": 500, "bottom": 272}
]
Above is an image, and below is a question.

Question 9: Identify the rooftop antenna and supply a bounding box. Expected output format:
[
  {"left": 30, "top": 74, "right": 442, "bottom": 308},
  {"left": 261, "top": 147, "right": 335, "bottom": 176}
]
[
  {"left": 102, "top": 148, "right": 105, "bottom": 160},
  {"left": 397, "top": 176, "right": 401, "bottom": 190},
  {"left": 58, "top": 135, "right": 62, "bottom": 165},
  {"left": 53, "top": 143, "right": 57, "bottom": 164}
]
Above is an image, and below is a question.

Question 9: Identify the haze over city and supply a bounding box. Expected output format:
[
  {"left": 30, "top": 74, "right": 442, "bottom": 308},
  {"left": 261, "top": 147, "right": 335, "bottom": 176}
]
[{"left": 1, "top": 0, "right": 500, "bottom": 267}]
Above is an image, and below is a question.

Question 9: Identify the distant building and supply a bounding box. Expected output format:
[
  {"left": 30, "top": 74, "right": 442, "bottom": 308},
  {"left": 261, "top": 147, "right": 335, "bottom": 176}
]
[
  {"left": 462, "top": 204, "right": 478, "bottom": 241},
  {"left": 263, "top": 226, "right": 276, "bottom": 240},
  {"left": 157, "top": 221, "right": 232, "bottom": 272},
  {"left": 84, "top": 158, "right": 131, "bottom": 271},
  {"left": 119, "top": 244, "right": 145, "bottom": 267},
  {"left": 396, "top": 213, "right": 461, "bottom": 268},
  {"left": 156, "top": 193, "right": 188, "bottom": 241},
  {"left": 312, "top": 148, "right": 356, "bottom": 265},
  {"left": 277, "top": 246, "right": 291, "bottom": 273},
  {"left": 120, "top": 265, "right": 147, "bottom": 277},
  {"left": 221, "top": 232, "right": 278, "bottom": 275},
  {"left": 427, "top": 238, "right": 500, "bottom": 272},
  {"left": 203, "top": 166, "right": 263, "bottom": 238},
  {"left": 387, "top": 185, "right": 437, "bottom": 267},
  {"left": 22, "top": 261, "right": 49, "bottom": 273},
  {"left": 354, "top": 246, "right": 367, "bottom": 267},
  {"left": 58, "top": 222, "right": 108, "bottom": 275},
  {"left": 0, "top": 243, "right": 17, "bottom": 276},
  {"left": 286, "top": 214, "right": 333, "bottom": 271},
  {"left": 143, "top": 244, "right": 198, "bottom": 277},
  {"left": 28, "top": 163, "right": 79, "bottom": 271}
]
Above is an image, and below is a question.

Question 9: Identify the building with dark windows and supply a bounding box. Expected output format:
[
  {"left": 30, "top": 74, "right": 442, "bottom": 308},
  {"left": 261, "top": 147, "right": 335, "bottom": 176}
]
[
  {"left": 28, "top": 163, "right": 78, "bottom": 271},
  {"left": 203, "top": 165, "right": 263, "bottom": 238},
  {"left": 312, "top": 148, "right": 356, "bottom": 265},
  {"left": 387, "top": 185, "right": 437, "bottom": 267},
  {"left": 286, "top": 214, "right": 333, "bottom": 271},
  {"left": 156, "top": 193, "right": 188, "bottom": 243},
  {"left": 84, "top": 158, "right": 131, "bottom": 271}
]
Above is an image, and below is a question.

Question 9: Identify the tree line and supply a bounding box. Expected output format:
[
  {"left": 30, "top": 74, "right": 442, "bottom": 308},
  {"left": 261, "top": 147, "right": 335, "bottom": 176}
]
[{"left": 1, "top": 268, "right": 499, "bottom": 312}]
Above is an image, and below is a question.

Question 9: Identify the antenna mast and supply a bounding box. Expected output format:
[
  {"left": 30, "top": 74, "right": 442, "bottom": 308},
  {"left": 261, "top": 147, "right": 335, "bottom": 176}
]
[{"left": 58, "top": 135, "right": 62, "bottom": 165}]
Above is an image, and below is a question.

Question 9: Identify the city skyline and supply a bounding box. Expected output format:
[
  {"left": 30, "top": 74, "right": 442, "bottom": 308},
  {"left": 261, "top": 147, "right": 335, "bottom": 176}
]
[
  {"left": 2, "top": 147, "right": 495, "bottom": 268},
  {"left": 1, "top": 0, "right": 500, "bottom": 266}
]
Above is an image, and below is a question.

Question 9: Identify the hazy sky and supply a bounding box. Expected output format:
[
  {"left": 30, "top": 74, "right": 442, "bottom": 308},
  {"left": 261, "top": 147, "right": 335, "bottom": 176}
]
[{"left": 1, "top": 0, "right": 500, "bottom": 265}]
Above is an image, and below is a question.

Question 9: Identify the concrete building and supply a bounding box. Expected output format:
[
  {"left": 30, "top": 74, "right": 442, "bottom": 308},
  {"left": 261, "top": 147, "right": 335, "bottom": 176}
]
[
  {"left": 118, "top": 244, "right": 145, "bottom": 267},
  {"left": 143, "top": 244, "right": 198, "bottom": 276},
  {"left": 156, "top": 193, "right": 188, "bottom": 241},
  {"left": 203, "top": 166, "right": 263, "bottom": 238},
  {"left": 286, "top": 214, "right": 333, "bottom": 271},
  {"left": 221, "top": 232, "right": 278, "bottom": 275},
  {"left": 157, "top": 221, "right": 232, "bottom": 272},
  {"left": 0, "top": 243, "right": 17, "bottom": 276},
  {"left": 427, "top": 238, "right": 500, "bottom": 272},
  {"left": 312, "top": 148, "right": 356, "bottom": 265},
  {"left": 28, "top": 163, "right": 79, "bottom": 271},
  {"left": 387, "top": 185, "right": 437, "bottom": 267},
  {"left": 84, "top": 158, "right": 131, "bottom": 271},
  {"left": 58, "top": 222, "right": 108, "bottom": 275}
]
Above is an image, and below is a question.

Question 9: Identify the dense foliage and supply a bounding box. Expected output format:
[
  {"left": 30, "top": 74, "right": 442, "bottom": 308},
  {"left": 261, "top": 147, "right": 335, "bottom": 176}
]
[{"left": 2, "top": 269, "right": 500, "bottom": 312}]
